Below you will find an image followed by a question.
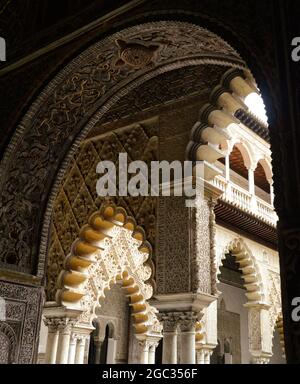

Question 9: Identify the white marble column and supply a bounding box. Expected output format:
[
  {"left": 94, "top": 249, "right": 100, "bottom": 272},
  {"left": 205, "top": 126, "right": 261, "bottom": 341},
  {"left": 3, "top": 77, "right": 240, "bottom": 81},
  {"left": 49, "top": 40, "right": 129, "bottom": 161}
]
[
  {"left": 196, "top": 348, "right": 212, "bottom": 364},
  {"left": 269, "top": 180, "right": 274, "bottom": 205},
  {"left": 248, "top": 167, "right": 257, "bottom": 211},
  {"left": 179, "top": 315, "right": 196, "bottom": 364},
  {"left": 225, "top": 154, "right": 230, "bottom": 181},
  {"left": 196, "top": 349, "right": 205, "bottom": 364},
  {"left": 139, "top": 340, "right": 150, "bottom": 364},
  {"left": 225, "top": 154, "right": 232, "bottom": 200},
  {"left": 161, "top": 314, "right": 178, "bottom": 364},
  {"left": 248, "top": 167, "right": 255, "bottom": 195},
  {"left": 148, "top": 341, "right": 159, "bottom": 364},
  {"left": 68, "top": 335, "right": 77, "bottom": 364},
  {"left": 162, "top": 332, "right": 177, "bottom": 364},
  {"left": 44, "top": 318, "right": 60, "bottom": 364},
  {"left": 75, "top": 336, "right": 86, "bottom": 364},
  {"left": 56, "top": 320, "right": 73, "bottom": 364},
  {"left": 204, "top": 350, "right": 212, "bottom": 364}
]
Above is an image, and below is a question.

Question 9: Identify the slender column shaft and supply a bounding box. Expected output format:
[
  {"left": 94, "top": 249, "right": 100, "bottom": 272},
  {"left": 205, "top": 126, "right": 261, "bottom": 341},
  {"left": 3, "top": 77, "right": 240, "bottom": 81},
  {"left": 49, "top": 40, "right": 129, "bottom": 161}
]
[
  {"left": 204, "top": 350, "right": 211, "bottom": 364},
  {"left": 196, "top": 350, "right": 205, "bottom": 364},
  {"left": 148, "top": 343, "right": 157, "bottom": 364},
  {"left": 56, "top": 329, "right": 71, "bottom": 364},
  {"left": 180, "top": 330, "right": 196, "bottom": 364},
  {"left": 270, "top": 183, "right": 274, "bottom": 205},
  {"left": 162, "top": 332, "right": 177, "bottom": 364},
  {"left": 45, "top": 328, "right": 59, "bottom": 364},
  {"left": 225, "top": 154, "right": 230, "bottom": 181},
  {"left": 75, "top": 337, "right": 86, "bottom": 364},
  {"left": 68, "top": 336, "right": 77, "bottom": 364},
  {"left": 140, "top": 341, "right": 149, "bottom": 364},
  {"left": 248, "top": 168, "right": 255, "bottom": 195}
]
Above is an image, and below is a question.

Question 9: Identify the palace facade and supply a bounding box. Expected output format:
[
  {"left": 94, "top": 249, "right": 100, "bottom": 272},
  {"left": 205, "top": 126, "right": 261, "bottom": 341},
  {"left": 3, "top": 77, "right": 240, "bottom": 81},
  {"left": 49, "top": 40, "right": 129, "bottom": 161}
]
[{"left": 0, "top": 1, "right": 299, "bottom": 364}]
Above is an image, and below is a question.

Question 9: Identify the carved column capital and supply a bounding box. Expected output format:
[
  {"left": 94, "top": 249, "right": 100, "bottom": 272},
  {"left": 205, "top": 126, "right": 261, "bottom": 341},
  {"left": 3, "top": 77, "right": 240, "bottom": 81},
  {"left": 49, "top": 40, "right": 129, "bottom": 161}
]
[
  {"left": 158, "top": 312, "right": 179, "bottom": 333},
  {"left": 177, "top": 311, "right": 199, "bottom": 332},
  {"left": 43, "top": 317, "right": 75, "bottom": 333}
]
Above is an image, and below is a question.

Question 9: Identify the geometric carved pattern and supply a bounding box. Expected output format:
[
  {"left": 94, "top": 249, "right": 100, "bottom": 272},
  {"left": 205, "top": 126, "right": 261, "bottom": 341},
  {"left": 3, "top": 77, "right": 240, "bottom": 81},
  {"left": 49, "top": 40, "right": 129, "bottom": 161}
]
[
  {"left": 56, "top": 204, "right": 161, "bottom": 336},
  {"left": 47, "top": 120, "right": 158, "bottom": 300},
  {"left": 268, "top": 270, "right": 285, "bottom": 356},
  {"left": 268, "top": 270, "right": 282, "bottom": 328},
  {"left": 0, "top": 21, "right": 244, "bottom": 276},
  {"left": 0, "top": 322, "right": 17, "bottom": 364},
  {"left": 0, "top": 281, "right": 43, "bottom": 364}
]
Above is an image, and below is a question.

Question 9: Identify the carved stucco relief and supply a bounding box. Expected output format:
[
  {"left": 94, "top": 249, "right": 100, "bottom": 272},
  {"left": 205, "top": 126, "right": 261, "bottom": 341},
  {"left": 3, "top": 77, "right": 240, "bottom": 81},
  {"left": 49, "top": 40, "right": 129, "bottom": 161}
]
[
  {"left": 0, "top": 21, "right": 245, "bottom": 277},
  {"left": 190, "top": 200, "right": 212, "bottom": 294},
  {"left": 47, "top": 120, "right": 158, "bottom": 301},
  {"left": 0, "top": 281, "right": 43, "bottom": 363},
  {"left": 157, "top": 197, "right": 191, "bottom": 294},
  {"left": 268, "top": 270, "right": 282, "bottom": 329}
]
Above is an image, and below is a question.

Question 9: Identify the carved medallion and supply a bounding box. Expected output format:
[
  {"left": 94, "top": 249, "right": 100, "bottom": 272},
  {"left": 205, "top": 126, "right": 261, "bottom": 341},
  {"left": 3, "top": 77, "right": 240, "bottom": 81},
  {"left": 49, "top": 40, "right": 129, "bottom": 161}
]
[{"left": 115, "top": 39, "right": 159, "bottom": 68}]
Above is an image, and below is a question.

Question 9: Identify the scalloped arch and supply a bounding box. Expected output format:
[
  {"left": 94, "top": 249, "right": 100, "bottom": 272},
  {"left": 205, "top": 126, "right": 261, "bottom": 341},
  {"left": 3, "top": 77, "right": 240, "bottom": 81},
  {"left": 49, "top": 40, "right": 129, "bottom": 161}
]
[
  {"left": 217, "top": 237, "right": 266, "bottom": 304},
  {"left": 186, "top": 67, "right": 269, "bottom": 178},
  {"left": 55, "top": 204, "right": 161, "bottom": 336}
]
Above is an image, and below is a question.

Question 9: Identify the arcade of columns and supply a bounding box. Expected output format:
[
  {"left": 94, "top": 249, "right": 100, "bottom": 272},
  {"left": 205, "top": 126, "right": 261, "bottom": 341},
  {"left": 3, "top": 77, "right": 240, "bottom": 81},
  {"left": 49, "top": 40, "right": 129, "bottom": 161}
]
[{"left": 32, "top": 25, "right": 282, "bottom": 364}]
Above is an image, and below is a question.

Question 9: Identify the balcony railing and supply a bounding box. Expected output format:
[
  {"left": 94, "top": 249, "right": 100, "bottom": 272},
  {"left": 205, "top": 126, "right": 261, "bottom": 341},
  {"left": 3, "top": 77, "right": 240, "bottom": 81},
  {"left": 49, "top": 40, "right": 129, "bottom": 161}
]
[{"left": 210, "top": 175, "right": 278, "bottom": 227}]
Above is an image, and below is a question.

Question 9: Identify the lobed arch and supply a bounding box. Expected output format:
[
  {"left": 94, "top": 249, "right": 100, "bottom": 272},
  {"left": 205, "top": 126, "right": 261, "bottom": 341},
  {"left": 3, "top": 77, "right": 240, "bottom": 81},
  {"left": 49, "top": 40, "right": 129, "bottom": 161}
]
[
  {"left": 55, "top": 204, "right": 161, "bottom": 337},
  {"left": 186, "top": 66, "right": 270, "bottom": 182},
  {"left": 0, "top": 20, "right": 251, "bottom": 277},
  {"left": 217, "top": 237, "right": 266, "bottom": 304}
]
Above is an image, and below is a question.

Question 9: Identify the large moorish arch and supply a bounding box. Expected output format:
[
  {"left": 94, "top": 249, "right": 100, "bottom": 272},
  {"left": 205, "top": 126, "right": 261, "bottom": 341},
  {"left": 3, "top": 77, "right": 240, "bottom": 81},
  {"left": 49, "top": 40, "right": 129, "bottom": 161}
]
[
  {"left": 0, "top": 20, "right": 281, "bottom": 363},
  {"left": 0, "top": 21, "right": 249, "bottom": 278}
]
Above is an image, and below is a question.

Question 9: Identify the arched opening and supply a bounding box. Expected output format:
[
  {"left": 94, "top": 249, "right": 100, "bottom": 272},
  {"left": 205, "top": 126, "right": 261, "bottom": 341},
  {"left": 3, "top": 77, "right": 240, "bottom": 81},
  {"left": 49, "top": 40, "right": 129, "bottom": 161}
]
[
  {"left": 41, "top": 205, "right": 162, "bottom": 364},
  {"left": 100, "top": 323, "right": 116, "bottom": 364},
  {"left": 88, "top": 283, "right": 130, "bottom": 364},
  {"left": 228, "top": 144, "right": 250, "bottom": 191},
  {"left": 217, "top": 253, "right": 246, "bottom": 364},
  {"left": 254, "top": 160, "right": 272, "bottom": 204},
  {"left": 244, "top": 92, "right": 268, "bottom": 125},
  {"left": 219, "top": 143, "right": 250, "bottom": 191},
  {"left": 215, "top": 237, "right": 270, "bottom": 364}
]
